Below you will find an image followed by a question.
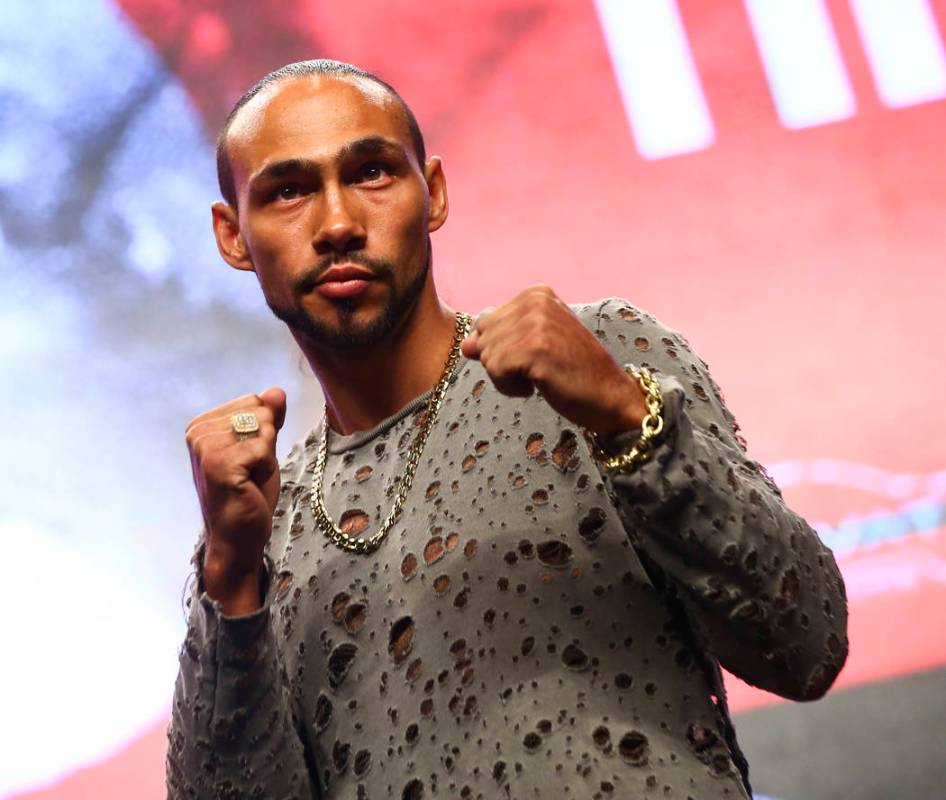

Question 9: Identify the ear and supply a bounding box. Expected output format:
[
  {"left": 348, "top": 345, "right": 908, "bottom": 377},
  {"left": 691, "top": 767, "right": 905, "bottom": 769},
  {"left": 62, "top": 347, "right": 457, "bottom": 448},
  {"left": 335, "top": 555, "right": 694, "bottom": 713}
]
[
  {"left": 424, "top": 156, "right": 449, "bottom": 234},
  {"left": 212, "top": 201, "right": 255, "bottom": 272}
]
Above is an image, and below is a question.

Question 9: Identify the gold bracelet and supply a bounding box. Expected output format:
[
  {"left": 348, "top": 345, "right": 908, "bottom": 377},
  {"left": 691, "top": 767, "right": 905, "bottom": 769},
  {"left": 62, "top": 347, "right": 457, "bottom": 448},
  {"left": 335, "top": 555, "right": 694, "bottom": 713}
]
[{"left": 584, "top": 365, "right": 665, "bottom": 472}]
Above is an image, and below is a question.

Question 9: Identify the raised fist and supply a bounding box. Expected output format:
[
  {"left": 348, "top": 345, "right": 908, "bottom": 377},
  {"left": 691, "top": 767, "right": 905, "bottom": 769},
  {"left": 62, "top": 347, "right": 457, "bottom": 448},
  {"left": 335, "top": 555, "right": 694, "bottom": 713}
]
[{"left": 184, "top": 387, "right": 287, "bottom": 614}]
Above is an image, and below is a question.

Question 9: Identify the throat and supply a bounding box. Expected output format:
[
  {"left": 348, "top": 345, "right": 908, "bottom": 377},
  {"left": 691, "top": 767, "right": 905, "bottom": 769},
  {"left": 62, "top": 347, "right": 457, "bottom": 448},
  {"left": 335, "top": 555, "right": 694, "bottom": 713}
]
[{"left": 318, "top": 308, "right": 468, "bottom": 437}]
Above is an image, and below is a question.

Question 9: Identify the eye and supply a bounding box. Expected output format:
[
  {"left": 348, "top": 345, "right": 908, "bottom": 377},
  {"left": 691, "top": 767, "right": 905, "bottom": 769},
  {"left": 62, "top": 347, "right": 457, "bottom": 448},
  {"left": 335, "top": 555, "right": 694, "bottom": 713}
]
[
  {"left": 276, "top": 183, "right": 303, "bottom": 200},
  {"left": 356, "top": 162, "right": 391, "bottom": 183}
]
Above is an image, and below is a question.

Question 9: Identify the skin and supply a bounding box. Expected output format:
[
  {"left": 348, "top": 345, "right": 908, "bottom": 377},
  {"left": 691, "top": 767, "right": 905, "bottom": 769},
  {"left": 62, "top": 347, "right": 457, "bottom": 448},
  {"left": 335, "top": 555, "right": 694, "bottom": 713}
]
[{"left": 187, "top": 74, "right": 646, "bottom": 615}]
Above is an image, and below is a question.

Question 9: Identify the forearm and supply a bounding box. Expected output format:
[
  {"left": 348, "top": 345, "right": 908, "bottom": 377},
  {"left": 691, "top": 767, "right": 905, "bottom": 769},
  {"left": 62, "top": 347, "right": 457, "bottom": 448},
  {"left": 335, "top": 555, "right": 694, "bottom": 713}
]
[
  {"left": 166, "top": 563, "right": 317, "bottom": 799},
  {"left": 604, "top": 380, "right": 848, "bottom": 700}
]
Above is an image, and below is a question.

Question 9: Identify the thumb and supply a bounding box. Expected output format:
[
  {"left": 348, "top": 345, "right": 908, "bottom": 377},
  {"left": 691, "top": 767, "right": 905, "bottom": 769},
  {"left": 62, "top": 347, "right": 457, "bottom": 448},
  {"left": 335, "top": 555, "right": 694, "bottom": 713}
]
[
  {"left": 258, "top": 386, "right": 287, "bottom": 431},
  {"left": 460, "top": 329, "right": 480, "bottom": 360}
]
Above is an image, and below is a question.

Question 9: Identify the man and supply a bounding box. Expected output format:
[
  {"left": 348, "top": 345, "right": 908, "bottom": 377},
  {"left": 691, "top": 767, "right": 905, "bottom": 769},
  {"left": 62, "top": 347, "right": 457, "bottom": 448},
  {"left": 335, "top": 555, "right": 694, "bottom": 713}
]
[{"left": 167, "top": 59, "right": 847, "bottom": 799}]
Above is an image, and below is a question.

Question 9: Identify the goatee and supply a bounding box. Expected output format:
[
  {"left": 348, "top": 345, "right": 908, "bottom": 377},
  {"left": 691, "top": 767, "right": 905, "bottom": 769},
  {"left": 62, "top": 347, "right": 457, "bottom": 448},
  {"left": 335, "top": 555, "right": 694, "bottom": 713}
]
[{"left": 266, "top": 245, "right": 431, "bottom": 351}]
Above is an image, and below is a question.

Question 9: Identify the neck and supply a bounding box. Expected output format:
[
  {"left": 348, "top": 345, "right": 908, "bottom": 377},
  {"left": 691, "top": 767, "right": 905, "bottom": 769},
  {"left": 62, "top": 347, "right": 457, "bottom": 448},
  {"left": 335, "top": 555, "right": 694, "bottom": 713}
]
[{"left": 295, "top": 279, "right": 459, "bottom": 436}]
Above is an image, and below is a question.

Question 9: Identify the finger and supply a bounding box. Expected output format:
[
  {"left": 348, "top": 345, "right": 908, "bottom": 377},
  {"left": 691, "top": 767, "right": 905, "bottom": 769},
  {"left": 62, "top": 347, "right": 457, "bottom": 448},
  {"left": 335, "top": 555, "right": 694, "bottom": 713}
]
[
  {"left": 185, "top": 392, "right": 265, "bottom": 436},
  {"left": 460, "top": 329, "right": 481, "bottom": 359},
  {"left": 490, "top": 372, "right": 535, "bottom": 398},
  {"left": 241, "top": 435, "right": 280, "bottom": 485},
  {"left": 191, "top": 420, "right": 277, "bottom": 455},
  {"left": 479, "top": 339, "right": 537, "bottom": 398},
  {"left": 474, "top": 308, "right": 495, "bottom": 331},
  {"left": 186, "top": 404, "right": 275, "bottom": 443},
  {"left": 195, "top": 422, "right": 278, "bottom": 481},
  {"left": 258, "top": 387, "right": 287, "bottom": 431}
]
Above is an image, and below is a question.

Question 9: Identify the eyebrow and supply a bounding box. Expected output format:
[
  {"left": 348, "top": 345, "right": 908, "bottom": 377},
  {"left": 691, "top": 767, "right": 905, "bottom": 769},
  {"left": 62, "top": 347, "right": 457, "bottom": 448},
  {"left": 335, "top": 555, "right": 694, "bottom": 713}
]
[{"left": 248, "top": 136, "right": 408, "bottom": 191}]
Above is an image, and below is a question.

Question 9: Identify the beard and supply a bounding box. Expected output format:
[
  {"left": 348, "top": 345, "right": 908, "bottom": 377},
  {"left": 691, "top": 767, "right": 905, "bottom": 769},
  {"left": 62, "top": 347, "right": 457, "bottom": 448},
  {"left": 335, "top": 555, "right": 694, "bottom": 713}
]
[{"left": 266, "top": 241, "right": 431, "bottom": 351}]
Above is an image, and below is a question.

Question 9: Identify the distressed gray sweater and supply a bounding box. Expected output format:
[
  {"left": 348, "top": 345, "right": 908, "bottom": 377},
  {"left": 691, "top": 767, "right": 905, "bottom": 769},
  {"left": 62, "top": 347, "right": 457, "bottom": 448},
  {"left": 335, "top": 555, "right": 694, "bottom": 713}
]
[{"left": 166, "top": 298, "right": 848, "bottom": 800}]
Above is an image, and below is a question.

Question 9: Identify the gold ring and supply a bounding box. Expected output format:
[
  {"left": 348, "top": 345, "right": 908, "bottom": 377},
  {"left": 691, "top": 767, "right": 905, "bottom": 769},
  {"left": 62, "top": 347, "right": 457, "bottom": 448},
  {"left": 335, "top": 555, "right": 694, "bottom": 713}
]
[{"left": 231, "top": 411, "right": 260, "bottom": 440}]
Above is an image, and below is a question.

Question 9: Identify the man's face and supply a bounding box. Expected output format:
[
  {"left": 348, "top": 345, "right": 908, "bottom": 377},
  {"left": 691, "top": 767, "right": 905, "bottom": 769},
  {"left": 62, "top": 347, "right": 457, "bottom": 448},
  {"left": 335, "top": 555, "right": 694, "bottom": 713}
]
[{"left": 222, "top": 76, "right": 441, "bottom": 349}]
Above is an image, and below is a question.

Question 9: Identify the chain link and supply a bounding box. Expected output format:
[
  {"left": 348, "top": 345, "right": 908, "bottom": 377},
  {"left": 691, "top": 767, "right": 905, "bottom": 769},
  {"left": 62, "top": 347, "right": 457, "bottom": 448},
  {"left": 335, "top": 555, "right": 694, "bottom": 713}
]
[
  {"left": 311, "top": 312, "right": 473, "bottom": 554},
  {"left": 584, "top": 365, "right": 665, "bottom": 472}
]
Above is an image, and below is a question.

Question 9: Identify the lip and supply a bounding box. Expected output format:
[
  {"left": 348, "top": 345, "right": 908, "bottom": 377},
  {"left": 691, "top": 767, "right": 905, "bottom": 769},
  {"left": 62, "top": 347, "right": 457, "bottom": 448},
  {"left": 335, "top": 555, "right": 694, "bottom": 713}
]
[
  {"left": 314, "top": 264, "right": 376, "bottom": 300},
  {"left": 317, "top": 264, "right": 376, "bottom": 285}
]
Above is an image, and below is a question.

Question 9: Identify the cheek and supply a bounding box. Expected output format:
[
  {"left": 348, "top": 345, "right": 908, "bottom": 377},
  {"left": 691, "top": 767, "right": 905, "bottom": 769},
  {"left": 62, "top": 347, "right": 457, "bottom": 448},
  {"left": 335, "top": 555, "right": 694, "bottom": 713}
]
[
  {"left": 380, "top": 198, "right": 428, "bottom": 258},
  {"left": 246, "top": 218, "right": 310, "bottom": 283}
]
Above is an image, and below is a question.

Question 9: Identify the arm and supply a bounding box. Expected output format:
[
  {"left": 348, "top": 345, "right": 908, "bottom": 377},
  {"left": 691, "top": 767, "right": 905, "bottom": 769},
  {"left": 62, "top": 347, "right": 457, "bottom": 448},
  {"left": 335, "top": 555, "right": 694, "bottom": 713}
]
[
  {"left": 168, "top": 389, "right": 319, "bottom": 798},
  {"left": 463, "top": 287, "right": 848, "bottom": 702},
  {"left": 589, "top": 297, "right": 848, "bottom": 701},
  {"left": 166, "top": 552, "right": 318, "bottom": 799}
]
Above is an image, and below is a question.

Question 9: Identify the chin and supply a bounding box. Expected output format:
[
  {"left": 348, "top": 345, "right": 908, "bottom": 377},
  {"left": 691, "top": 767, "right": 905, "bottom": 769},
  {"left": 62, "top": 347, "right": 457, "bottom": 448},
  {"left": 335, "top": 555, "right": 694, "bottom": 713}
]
[{"left": 282, "top": 296, "right": 406, "bottom": 351}]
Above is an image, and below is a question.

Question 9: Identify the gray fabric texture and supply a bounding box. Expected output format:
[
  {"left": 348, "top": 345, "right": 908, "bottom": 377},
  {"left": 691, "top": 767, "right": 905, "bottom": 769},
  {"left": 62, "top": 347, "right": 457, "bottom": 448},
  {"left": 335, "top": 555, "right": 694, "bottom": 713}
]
[{"left": 166, "top": 298, "right": 848, "bottom": 799}]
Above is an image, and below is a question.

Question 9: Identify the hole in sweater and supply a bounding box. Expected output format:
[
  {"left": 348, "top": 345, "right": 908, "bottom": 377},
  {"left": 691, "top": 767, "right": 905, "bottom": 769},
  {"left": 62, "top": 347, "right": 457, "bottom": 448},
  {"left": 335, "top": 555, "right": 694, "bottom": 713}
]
[
  {"left": 523, "top": 731, "right": 542, "bottom": 752},
  {"left": 424, "top": 536, "right": 445, "bottom": 566},
  {"left": 592, "top": 725, "right": 611, "bottom": 749},
  {"left": 331, "top": 592, "right": 351, "bottom": 623},
  {"left": 492, "top": 760, "right": 507, "bottom": 782},
  {"left": 453, "top": 587, "right": 471, "bottom": 609},
  {"left": 343, "top": 602, "right": 368, "bottom": 634},
  {"left": 552, "top": 431, "right": 579, "bottom": 471},
  {"left": 406, "top": 658, "right": 424, "bottom": 682},
  {"left": 332, "top": 740, "right": 350, "bottom": 772},
  {"left": 537, "top": 540, "right": 573, "bottom": 568},
  {"left": 405, "top": 723, "right": 419, "bottom": 745},
  {"left": 353, "top": 749, "right": 371, "bottom": 777},
  {"left": 686, "top": 723, "right": 718, "bottom": 752},
  {"left": 579, "top": 508, "right": 607, "bottom": 545},
  {"left": 562, "top": 643, "right": 590, "bottom": 671},
  {"left": 276, "top": 572, "right": 293, "bottom": 602},
  {"left": 339, "top": 509, "right": 369, "bottom": 536},
  {"left": 618, "top": 730, "right": 649, "bottom": 765},
  {"left": 389, "top": 616, "right": 415, "bottom": 664},
  {"left": 327, "top": 643, "right": 358, "bottom": 690},
  {"left": 401, "top": 553, "right": 418, "bottom": 580},
  {"left": 314, "top": 693, "right": 332, "bottom": 733},
  {"left": 526, "top": 433, "right": 545, "bottom": 457}
]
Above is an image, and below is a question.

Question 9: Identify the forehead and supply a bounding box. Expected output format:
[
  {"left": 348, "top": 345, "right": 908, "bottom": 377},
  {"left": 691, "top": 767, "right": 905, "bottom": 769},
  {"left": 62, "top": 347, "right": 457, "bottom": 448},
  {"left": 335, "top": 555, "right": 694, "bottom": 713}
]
[{"left": 226, "top": 75, "right": 411, "bottom": 184}]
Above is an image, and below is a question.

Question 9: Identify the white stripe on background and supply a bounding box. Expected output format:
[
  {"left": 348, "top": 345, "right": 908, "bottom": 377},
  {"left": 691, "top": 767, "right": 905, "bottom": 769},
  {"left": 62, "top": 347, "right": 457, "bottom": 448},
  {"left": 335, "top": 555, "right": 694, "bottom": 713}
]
[
  {"left": 744, "top": 0, "right": 857, "bottom": 128},
  {"left": 849, "top": 0, "right": 946, "bottom": 108},
  {"left": 594, "top": 0, "right": 715, "bottom": 159}
]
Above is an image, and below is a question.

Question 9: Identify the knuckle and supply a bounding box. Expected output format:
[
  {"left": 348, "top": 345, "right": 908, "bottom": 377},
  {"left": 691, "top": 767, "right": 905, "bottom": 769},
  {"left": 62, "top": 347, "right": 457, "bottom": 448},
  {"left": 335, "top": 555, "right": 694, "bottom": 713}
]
[{"left": 247, "top": 436, "right": 273, "bottom": 460}]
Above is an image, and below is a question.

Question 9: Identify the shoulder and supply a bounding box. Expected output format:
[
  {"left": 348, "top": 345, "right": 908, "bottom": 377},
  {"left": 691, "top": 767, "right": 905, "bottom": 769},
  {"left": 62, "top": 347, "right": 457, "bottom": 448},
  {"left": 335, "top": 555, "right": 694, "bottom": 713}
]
[{"left": 570, "top": 296, "right": 675, "bottom": 341}]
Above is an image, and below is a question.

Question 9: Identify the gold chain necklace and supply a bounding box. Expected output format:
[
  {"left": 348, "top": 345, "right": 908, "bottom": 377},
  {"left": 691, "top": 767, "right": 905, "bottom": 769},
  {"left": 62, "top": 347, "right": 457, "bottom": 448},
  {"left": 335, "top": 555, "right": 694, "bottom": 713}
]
[{"left": 310, "top": 312, "right": 473, "bottom": 553}]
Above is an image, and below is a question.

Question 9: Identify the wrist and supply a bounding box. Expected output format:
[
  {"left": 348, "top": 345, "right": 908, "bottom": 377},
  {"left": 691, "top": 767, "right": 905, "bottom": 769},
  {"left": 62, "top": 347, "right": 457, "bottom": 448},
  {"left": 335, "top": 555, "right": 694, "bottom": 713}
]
[
  {"left": 201, "top": 548, "right": 265, "bottom": 616},
  {"left": 584, "top": 365, "right": 665, "bottom": 472},
  {"left": 588, "top": 369, "right": 647, "bottom": 439}
]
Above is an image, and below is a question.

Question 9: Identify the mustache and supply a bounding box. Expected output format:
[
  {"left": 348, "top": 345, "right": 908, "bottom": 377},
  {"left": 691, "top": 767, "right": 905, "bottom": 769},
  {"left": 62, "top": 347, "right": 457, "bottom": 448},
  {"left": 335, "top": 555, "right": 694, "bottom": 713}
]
[{"left": 295, "top": 253, "right": 395, "bottom": 295}]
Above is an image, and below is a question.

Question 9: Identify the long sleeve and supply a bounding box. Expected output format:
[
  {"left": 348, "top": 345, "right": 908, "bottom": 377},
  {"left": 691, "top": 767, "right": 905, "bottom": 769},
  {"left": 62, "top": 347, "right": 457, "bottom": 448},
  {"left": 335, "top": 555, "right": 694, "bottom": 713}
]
[
  {"left": 589, "top": 297, "right": 848, "bottom": 702},
  {"left": 165, "top": 554, "right": 318, "bottom": 799}
]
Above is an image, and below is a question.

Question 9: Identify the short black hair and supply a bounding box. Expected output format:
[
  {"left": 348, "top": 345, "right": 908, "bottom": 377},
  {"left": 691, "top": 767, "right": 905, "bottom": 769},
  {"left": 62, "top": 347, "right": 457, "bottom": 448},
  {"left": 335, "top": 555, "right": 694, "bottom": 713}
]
[{"left": 215, "top": 59, "right": 427, "bottom": 207}]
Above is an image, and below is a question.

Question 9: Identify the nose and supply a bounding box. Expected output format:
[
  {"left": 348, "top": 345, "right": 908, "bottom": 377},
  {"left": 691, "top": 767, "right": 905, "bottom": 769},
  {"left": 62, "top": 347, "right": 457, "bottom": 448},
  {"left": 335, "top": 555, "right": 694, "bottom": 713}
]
[{"left": 312, "top": 185, "right": 367, "bottom": 256}]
